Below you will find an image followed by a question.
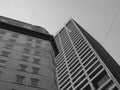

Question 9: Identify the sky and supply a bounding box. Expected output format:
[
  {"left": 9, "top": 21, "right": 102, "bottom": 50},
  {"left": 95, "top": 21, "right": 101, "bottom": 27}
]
[{"left": 0, "top": 0, "right": 120, "bottom": 65}]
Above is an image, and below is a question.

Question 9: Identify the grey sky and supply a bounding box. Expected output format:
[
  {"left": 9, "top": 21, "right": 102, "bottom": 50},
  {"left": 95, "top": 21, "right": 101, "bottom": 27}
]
[{"left": 0, "top": 0, "right": 120, "bottom": 65}]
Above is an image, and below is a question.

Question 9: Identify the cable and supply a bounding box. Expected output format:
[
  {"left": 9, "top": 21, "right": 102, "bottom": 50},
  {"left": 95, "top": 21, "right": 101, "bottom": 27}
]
[{"left": 103, "top": 5, "right": 120, "bottom": 45}]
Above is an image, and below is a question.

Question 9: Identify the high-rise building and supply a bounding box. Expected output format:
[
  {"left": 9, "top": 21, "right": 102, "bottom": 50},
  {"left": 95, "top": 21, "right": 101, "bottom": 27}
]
[
  {"left": 55, "top": 19, "right": 120, "bottom": 90},
  {"left": 0, "top": 16, "right": 58, "bottom": 90}
]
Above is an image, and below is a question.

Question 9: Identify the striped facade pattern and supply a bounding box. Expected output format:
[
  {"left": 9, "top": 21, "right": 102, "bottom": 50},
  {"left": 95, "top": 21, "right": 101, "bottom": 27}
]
[{"left": 55, "top": 19, "right": 120, "bottom": 90}]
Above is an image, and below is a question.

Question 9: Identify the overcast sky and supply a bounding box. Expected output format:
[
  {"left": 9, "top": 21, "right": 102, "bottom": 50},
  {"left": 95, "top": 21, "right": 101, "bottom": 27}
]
[{"left": 0, "top": 0, "right": 120, "bottom": 65}]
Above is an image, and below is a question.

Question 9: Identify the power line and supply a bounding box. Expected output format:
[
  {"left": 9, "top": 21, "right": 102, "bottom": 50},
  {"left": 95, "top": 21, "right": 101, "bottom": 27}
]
[{"left": 103, "top": 5, "right": 120, "bottom": 45}]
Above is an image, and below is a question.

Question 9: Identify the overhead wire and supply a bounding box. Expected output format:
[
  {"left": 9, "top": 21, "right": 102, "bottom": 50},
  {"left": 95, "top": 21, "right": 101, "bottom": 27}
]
[{"left": 103, "top": 5, "right": 120, "bottom": 45}]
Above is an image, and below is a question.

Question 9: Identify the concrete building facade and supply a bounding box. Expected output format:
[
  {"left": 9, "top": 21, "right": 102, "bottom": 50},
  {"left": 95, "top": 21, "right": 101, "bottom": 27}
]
[
  {"left": 55, "top": 19, "right": 120, "bottom": 90},
  {"left": 0, "top": 16, "right": 58, "bottom": 90}
]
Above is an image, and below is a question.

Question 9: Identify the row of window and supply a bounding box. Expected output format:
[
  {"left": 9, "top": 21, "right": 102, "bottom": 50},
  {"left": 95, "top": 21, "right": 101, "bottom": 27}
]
[
  {"left": 0, "top": 47, "right": 41, "bottom": 60},
  {"left": 61, "top": 36, "right": 84, "bottom": 89},
  {"left": 67, "top": 30, "right": 119, "bottom": 90},
  {"left": 0, "top": 29, "right": 42, "bottom": 44},
  {"left": 57, "top": 29, "right": 118, "bottom": 90},
  {"left": 58, "top": 31, "right": 82, "bottom": 90},
  {"left": 91, "top": 70, "right": 119, "bottom": 90},
  {"left": 0, "top": 41, "right": 41, "bottom": 55},
  {"left": 58, "top": 69, "right": 118, "bottom": 90},
  {"left": 6, "top": 38, "right": 41, "bottom": 49},
  {"left": 0, "top": 59, "right": 40, "bottom": 75},
  {"left": 0, "top": 50, "right": 41, "bottom": 64},
  {"left": 0, "top": 71, "right": 40, "bottom": 88},
  {"left": 19, "top": 64, "right": 40, "bottom": 74},
  {"left": 62, "top": 22, "right": 120, "bottom": 90},
  {"left": 15, "top": 75, "right": 39, "bottom": 87}
]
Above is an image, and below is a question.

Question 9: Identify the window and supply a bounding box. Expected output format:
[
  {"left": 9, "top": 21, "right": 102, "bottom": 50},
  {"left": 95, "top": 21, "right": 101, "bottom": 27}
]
[
  {"left": 11, "top": 33, "right": 19, "bottom": 38},
  {"left": 19, "top": 64, "right": 27, "bottom": 72},
  {"left": 0, "top": 30, "right": 6, "bottom": 35},
  {"left": 15, "top": 75, "right": 25, "bottom": 84},
  {"left": 101, "top": 80, "right": 114, "bottom": 90},
  {"left": 0, "top": 59, "right": 7, "bottom": 67},
  {"left": 25, "top": 42, "right": 32, "bottom": 47},
  {"left": 35, "top": 45, "right": 41, "bottom": 49},
  {"left": 32, "top": 67, "right": 40, "bottom": 74},
  {"left": 83, "top": 84, "right": 91, "bottom": 90},
  {"left": 27, "top": 37, "right": 33, "bottom": 42},
  {"left": 36, "top": 39, "right": 41, "bottom": 44},
  {"left": 23, "top": 48, "right": 31, "bottom": 53},
  {"left": 0, "top": 36, "right": 3, "bottom": 39},
  {"left": 0, "top": 50, "right": 10, "bottom": 57},
  {"left": 34, "top": 50, "right": 40, "bottom": 56},
  {"left": 97, "top": 74, "right": 110, "bottom": 87},
  {"left": 5, "top": 43, "right": 13, "bottom": 49},
  {"left": 20, "top": 55, "right": 29, "bottom": 62},
  {"left": 9, "top": 38, "right": 16, "bottom": 43},
  {"left": 33, "top": 58, "right": 40, "bottom": 64},
  {"left": 30, "top": 78, "right": 39, "bottom": 87},
  {"left": 92, "top": 70, "right": 110, "bottom": 89}
]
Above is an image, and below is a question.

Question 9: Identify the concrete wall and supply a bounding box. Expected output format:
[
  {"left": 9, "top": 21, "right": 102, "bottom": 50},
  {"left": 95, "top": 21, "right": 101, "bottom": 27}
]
[{"left": 0, "top": 28, "right": 57, "bottom": 90}]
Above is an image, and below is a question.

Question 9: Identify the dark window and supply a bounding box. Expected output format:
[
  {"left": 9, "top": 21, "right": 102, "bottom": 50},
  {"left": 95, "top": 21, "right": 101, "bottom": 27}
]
[
  {"left": 30, "top": 78, "right": 39, "bottom": 87},
  {"left": 89, "top": 65, "right": 103, "bottom": 79},
  {"left": 0, "top": 59, "right": 7, "bottom": 67},
  {"left": 83, "top": 84, "right": 91, "bottom": 90},
  {"left": 27, "top": 37, "right": 33, "bottom": 42},
  {"left": 9, "top": 38, "right": 16, "bottom": 43},
  {"left": 60, "top": 78, "right": 70, "bottom": 89},
  {"left": 5, "top": 43, "right": 13, "bottom": 49},
  {"left": 23, "top": 48, "right": 31, "bottom": 53},
  {"left": 92, "top": 70, "right": 110, "bottom": 89},
  {"left": 33, "top": 58, "right": 40, "bottom": 64},
  {"left": 75, "top": 79, "right": 88, "bottom": 90},
  {"left": 101, "top": 80, "right": 114, "bottom": 90},
  {"left": 20, "top": 55, "right": 29, "bottom": 62},
  {"left": 11, "top": 33, "right": 19, "bottom": 38},
  {"left": 1, "top": 50, "right": 10, "bottom": 57},
  {"left": 32, "top": 67, "right": 40, "bottom": 74},
  {"left": 35, "top": 45, "right": 41, "bottom": 49},
  {"left": 25, "top": 42, "right": 32, "bottom": 47},
  {"left": 87, "top": 61, "right": 100, "bottom": 74},
  {"left": 34, "top": 50, "right": 40, "bottom": 56},
  {"left": 15, "top": 75, "right": 25, "bottom": 84},
  {"left": 36, "top": 39, "right": 41, "bottom": 44},
  {"left": 0, "top": 30, "right": 6, "bottom": 35},
  {"left": 111, "top": 87, "right": 118, "bottom": 90},
  {"left": 97, "top": 74, "right": 110, "bottom": 88},
  {"left": 62, "top": 82, "right": 71, "bottom": 90},
  {"left": 19, "top": 64, "right": 27, "bottom": 72}
]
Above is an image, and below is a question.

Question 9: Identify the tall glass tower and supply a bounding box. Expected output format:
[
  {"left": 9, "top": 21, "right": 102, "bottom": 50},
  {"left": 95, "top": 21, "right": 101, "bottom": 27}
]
[
  {"left": 55, "top": 19, "right": 120, "bottom": 90},
  {"left": 0, "top": 16, "right": 58, "bottom": 90}
]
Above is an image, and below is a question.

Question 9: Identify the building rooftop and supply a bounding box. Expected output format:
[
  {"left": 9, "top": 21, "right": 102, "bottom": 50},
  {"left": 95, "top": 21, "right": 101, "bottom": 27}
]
[
  {"left": 0, "top": 15, "right": 49, "bottom": 34},
  {"left": 0, "top": 15, "right": 58, "bottom": 56}
]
